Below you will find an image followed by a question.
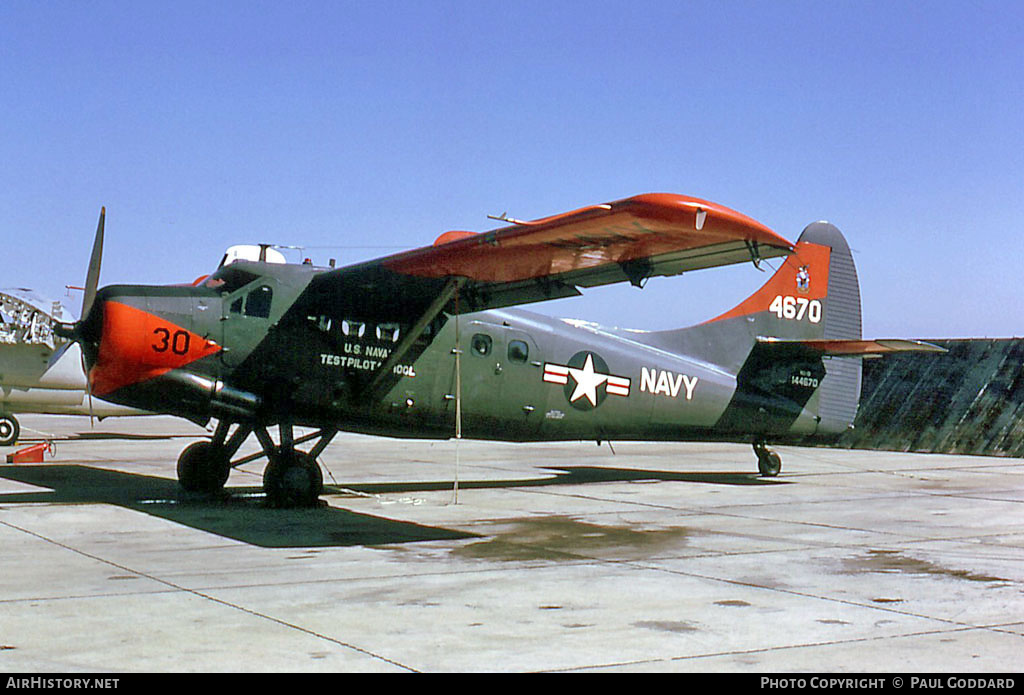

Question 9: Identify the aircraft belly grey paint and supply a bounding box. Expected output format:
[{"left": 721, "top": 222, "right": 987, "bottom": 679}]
[{"left": 54, "top": 195, "right": 943, "bottom": 506}]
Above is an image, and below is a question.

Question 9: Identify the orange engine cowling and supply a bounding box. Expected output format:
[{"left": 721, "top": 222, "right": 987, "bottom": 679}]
[{"left": 89, "top": 300, "right": 221, "bottom": 397}]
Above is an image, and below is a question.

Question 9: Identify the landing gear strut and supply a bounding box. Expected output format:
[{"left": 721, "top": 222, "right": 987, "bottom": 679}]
[
  {"left": 753, "top": 439, "right": 781, "bottom": 477},
  {"left": 174, "top": 420, "right": 336, "bottom": 507}
]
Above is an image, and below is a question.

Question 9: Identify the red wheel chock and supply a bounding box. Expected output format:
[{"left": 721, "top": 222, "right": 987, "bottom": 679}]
[{"left": 5, "top": 441, "right": 55, "bottom": 464}]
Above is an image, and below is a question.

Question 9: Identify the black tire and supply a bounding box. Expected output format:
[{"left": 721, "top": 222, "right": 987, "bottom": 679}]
[
  {"left": 758, "top": 450, "right": 782, "bottom": 477},
  {"left": 263, "top": 450, "right": 323, "bottom": 508},
  {"left": 0, "top": 413, "right": 19, "bottom": 447},
  {"left": 177, "top": 441, "right": 231, "bottom": 493}
]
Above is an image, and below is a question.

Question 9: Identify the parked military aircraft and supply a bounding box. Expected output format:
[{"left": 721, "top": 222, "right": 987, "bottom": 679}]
[
  {"left": 55, "top": 194, "right": 941, "bottom": 506},
  {"left": 0, "top": 289, "right": 145, "bottom": 446}
]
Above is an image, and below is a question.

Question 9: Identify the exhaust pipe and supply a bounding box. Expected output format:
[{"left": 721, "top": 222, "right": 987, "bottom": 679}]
[{"left": 158, "top": 370, "right": 262, "bottom": 420}]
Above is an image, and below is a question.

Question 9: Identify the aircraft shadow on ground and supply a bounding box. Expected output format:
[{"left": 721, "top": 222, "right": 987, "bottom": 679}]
[
  {"left": 342, "top": 465, "right": 786, "bottom": 495},
  {"left": 0, "top": 463, "right": 784, "bottom": 549}
]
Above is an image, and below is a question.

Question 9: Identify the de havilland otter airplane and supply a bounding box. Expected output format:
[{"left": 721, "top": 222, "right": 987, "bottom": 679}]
[{"left": 55, "top": 193, "right": 942, "bottom": 507}]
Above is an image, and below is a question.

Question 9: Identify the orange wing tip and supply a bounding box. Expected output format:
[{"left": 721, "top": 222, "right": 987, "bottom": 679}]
[
  {"left": 513, "top": 193, "right": 785, "bottom": 242},
  {"left": 619, "top": 193, "right": 787, "bottom": 244}
]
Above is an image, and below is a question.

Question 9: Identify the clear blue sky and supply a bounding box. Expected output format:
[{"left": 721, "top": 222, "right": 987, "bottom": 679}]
[{"left": 2, "top": 1, "right": 1021, "bottom": 338}]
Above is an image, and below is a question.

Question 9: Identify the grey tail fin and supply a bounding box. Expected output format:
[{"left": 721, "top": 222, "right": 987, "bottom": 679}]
[
  {"left": 704, "top": 221, "right": 864, "bottom": 437},
  {"left": 798, "top": 222, "right": 863, "bottom": 435}
]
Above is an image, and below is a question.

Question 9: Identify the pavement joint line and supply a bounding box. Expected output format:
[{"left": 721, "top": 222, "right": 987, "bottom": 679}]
[
  {"left": 619, "top": 556, "right": 1024, "bottom": 636},
  {"left": 544, "top": 622, "right": 1024, "bottom": 673},
  {"left": 428, "top": 509, "right": 1024, "bottom": 636},
  {"left": 0, "top": 517, "right": 419, "bottom": 673},
  {"left": 510, "top": 485, "right": 1012, "bottom": 546},
  {"left": 324, "top": 509, "right": 1023, "bottom": 640}
]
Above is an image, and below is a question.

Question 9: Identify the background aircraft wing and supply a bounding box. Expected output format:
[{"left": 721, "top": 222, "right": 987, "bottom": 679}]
[{"left": 297, "top": 193, "right": 794, "bottom": 322}]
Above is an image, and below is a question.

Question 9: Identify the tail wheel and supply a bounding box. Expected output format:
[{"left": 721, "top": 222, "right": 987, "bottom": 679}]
[
  {"left": 753, "top": 440, "right": 782, "bottom": 477},
  {"left": 757, "top": 450, "right": 782, "bottom": 477},
  {"left": 177, "top": 441, "right": 231, "bottom": 493},
  {"left": 263, "top": 450, "right": 323, "bottom": 508},
  {"left": 0, "top": 413, "right": 20, "bottom": 447}
]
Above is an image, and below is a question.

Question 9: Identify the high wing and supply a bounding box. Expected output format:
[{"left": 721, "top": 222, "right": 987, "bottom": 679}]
[{"left": 293, "top": 193, "right": 794, "bottom": 324}]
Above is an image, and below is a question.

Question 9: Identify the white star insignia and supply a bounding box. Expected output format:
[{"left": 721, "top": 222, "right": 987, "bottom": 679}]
[{"left": 567, "top": 353, "right": 608, "bottom": 407}]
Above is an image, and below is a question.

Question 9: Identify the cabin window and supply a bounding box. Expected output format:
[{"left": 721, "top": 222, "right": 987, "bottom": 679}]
[
  {"left": 342, "top": 320, "right": 365, "bottom": 338},
  {"left": 508, "top": 340, "right": 529, "bottom": 363},
  {"left": 307, "top": 315, "right": 332, "bottom": 333},
  {"left": 244, "top": 285, "right": 273, "bottom": 318},
  {"left": 376, "top": 323, "right": 401, "bottom": 342},
  {"left": 471, "top": 333, "right": 492, "bottom": 357}
]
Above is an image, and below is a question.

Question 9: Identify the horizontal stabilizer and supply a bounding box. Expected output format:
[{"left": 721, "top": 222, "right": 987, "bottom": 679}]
[{"left": 756, "top": 337, "right": 947, "bottom": 357}]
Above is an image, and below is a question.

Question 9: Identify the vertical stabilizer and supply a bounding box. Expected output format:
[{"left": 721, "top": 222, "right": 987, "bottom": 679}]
[
  {"left": 665, "top": 220, "right": 863, "bottom": 437},
  {"left": 706, "top": 221, "right": 856, "bottom": 342}
]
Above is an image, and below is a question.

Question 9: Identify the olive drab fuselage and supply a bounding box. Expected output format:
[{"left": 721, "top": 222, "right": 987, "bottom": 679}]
[{"left": 88, "top": 237, "right": 847, "bottom": 447}]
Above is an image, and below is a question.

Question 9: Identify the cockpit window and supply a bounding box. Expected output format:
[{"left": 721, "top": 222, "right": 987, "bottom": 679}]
[
  {"left": 244, "top": 285, "right": 273, "bottom": 318},
  {"left": 203, "top": 266, "right": 260, "bottom": 294}
]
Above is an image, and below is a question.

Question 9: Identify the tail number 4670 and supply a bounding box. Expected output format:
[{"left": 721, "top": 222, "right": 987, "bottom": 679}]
[{"left": 769, "top": 295, "right": 822, "bottom": 323}]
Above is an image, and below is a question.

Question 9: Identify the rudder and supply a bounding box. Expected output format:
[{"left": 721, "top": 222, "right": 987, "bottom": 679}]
[{"left": 801, "top": 222, "right": 863, "bottom": 435}]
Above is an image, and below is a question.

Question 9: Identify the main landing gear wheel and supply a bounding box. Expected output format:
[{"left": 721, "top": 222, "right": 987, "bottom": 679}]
[
  {"left": 173, "top": 420, "right": 334, "bottom": 507},
  {"left": 0, "top": 413, "right": 19, "bottom": 447},
  {"left": 263, "top": 450, "right": 323, "bottom": 508},
  {"left": 753, "top": 440, "right": 782, "bottom": 477},
  {"left": 177, "top": 441, "right": 231, "bottom": 494}
]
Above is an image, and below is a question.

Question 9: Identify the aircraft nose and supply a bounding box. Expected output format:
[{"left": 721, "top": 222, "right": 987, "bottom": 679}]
[{"left": 87, "top": 296, "right": 221, "bottom": 398}]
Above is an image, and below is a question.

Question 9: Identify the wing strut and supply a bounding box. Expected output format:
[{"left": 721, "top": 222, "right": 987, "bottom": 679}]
[
  {"left": 363, "top": 276, "right": 467, "bottom": 401},
  {"left": 745, "top": 240, "right": 765, "bottom": 271}
]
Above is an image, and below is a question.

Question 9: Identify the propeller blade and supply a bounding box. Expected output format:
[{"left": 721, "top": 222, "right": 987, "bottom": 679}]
[
  {"left": 82, "top": 207, "right": 105, "bottom": 321},
  {"left": 80, "top": 347, "right": 95, "bottom": 428}
]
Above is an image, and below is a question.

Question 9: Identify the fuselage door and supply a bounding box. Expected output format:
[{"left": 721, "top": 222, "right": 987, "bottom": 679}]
[
  {"left": 499, "top": 327, "right": 545, "bottom": 430},
  {"left": 455, "top": 322, "right": 545, "bottom": 439}
]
